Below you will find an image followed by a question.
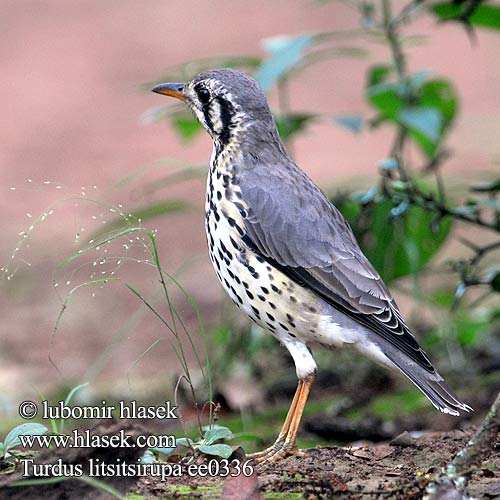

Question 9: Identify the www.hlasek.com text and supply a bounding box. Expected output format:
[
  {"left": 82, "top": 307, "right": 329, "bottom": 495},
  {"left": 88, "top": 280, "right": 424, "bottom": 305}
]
[{"left": 19, "top": 429, "right": 175, "bottom": 449}]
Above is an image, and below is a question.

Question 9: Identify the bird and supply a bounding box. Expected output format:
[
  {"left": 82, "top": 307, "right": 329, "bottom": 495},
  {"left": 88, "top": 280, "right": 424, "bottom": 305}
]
[{"left": 152, "top": 68, "right": 471, "bottom": 463}]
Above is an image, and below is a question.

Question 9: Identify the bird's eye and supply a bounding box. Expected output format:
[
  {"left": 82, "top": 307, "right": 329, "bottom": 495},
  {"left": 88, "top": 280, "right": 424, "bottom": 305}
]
[{"left": 197, "top": 87, "right": 211, "bottom": 104}]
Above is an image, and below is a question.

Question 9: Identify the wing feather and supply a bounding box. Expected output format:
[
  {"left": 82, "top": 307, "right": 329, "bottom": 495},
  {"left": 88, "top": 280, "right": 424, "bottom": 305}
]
[{"left": 236, "top": 162, "right": 434, "bottom": 373}]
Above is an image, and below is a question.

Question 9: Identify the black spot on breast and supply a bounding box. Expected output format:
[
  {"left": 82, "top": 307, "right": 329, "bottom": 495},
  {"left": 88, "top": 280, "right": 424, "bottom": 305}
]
[
  {"left": 257, "top": 295, "right": 265, "bottom": 302},
  {"left": 251, "top": 306, "right": 261, "bottom": 319},
  {"left": 245, "top": 290, "right": 254, "bottom": 300},
  {"left": 269, "top": 302, "right": 276, "bottom": 310},
  {"left": 290, "top": 296, "right": 297, "bottom": 303},
  {"left": 217, "top": 191, "right": 222, "bottom": 201},
  {"left": 246, "top": 265, "right": 259, "bottom": 279},
  {"left": 229, "top": 236, "right": 239, "bottom": 250},
  {"left": 266, "top": 312, "right": 275, "bottom": 321},
  {"left": 242, "top": 281, "right": 249, "bottom": 289},
  {"left": 261, "top": 286, "right": 269, "bottom": 294},
  {"left": 279, "top": 322, "right": 289, "bottom": 332},
  {"left": 234, "top": 202, "right": 247, "bottom": 218},
  {"left": 220, "top": 241, "right": 230, "bottom": 257}
]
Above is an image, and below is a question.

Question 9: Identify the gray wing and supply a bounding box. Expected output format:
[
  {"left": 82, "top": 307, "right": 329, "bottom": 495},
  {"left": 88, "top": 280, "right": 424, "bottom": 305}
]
[{"left": 236, "top": 162, "right": 435, "bottom": 373}]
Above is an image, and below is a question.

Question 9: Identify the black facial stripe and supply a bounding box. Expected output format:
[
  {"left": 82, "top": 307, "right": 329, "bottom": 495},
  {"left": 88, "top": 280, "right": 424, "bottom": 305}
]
[
  {"left": 217, "top": 96, "right": 234, "bottom": 147},
  {"left": 202, "top": 105, "right": 213, "bottom": 131}
]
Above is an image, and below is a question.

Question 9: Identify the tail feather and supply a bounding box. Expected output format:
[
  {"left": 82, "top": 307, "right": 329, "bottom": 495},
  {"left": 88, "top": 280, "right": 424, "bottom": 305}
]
[{"left": 387, "top": 354, "right": 473, "bottom": 416}]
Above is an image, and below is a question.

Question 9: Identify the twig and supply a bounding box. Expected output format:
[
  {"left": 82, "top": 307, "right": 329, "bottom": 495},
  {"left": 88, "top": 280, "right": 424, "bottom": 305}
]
[
  {"left": 382, "top": 0, "right": 407, "bottom": 81},
  {"left": 403, "top": 187, "right": 500, "bottom": 233}
]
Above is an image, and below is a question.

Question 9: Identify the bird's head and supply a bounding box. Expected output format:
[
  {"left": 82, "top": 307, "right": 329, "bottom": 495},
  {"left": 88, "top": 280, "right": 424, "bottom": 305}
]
[{"left": 152, "top": 69, "right": 279, "bottom": 150}]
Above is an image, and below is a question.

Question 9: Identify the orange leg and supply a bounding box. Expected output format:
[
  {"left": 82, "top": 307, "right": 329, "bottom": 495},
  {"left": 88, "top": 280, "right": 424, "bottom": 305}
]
[{"left": 249, "top": 373, "right": 315, "bottom": 463}]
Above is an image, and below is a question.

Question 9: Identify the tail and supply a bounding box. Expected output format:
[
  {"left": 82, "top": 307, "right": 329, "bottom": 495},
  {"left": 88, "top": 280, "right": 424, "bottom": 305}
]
[{"left": 387, "top": 353, "right": 473, "bottom": 416}]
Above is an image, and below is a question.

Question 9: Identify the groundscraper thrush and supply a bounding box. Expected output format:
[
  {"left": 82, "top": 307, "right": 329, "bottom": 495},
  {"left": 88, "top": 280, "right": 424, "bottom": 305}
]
[{"left": 152, "top": 69, "right": 471, "bottom": 463}]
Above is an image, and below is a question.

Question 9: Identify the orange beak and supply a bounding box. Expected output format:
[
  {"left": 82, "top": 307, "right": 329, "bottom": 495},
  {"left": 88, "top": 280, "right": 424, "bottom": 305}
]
[{"left": 151, "top": 82, "right": 186, "bottom": 101}]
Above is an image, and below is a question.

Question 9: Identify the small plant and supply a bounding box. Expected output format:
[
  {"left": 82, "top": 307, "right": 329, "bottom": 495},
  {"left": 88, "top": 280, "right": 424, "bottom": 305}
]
[
  {"left": 0, "top": 423, "right": 48, "bottom": 473},
  {"left": 145, "top": 425, "right": 235, "bottom": 462}
]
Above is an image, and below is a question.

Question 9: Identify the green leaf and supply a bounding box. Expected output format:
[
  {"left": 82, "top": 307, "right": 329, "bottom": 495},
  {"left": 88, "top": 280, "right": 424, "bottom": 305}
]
[
  {"left": 410, "top": 71, "right": 431, "bottom": 89},
  {"left": 149, "top": 446, "right": 176, "bottom": 456},
  {"left": 140, "top": 449, "right": 156, "bottom": 464},
  {"left": 171, "top": 115, "right": 203, "bottom": 141},
  {"left": 275, "top": 113, "right": 315, "bottom": 140},
  {"left": 432, "top": 3, "right": 500, "bottom": 31},
  {"left": 367, "top": 65, "right": 392, "bottom": 87},
  {"left": 197, "top": 443, "right": 233, "bottom": 459},
  {"left": 398, "top": 107, "right": 442, "bottom": 143},
  {"left": 175, "top": 437, "right": 193, "bottom": 447},
  {"left": 366, "top": 77, "right": 457, "bottom": 157},
  {"left": 419, "top": 80, "right": 457, "bottom": 124},
  {"left": 378, "top": 158, "right": 399, "bottom": 169},
  {"left": 203, "top": 425, "right": 233, "bottom": 445},
  {"left": 367, "top": 82, "right": 405, "bottom": 119},
  {"left": 390, "top": 200, "right": 410, "bottom": 217},
  {"left": 255, "top": 34, "right": 316, "bottom": 91},
  {"left": 491, "top": 272, "right": 500, "bottom": 293},
  {"left": 3, "top": 423, "right": 48, "bottom": 453},
  {"left": 337, "top": 195, "right": 452, "bottom": 282},
  {"left": 470, "top": 179, "right": 500, "bottom": 192},
  {"left": 408, "top": 79, "right": 457, "bottom": 157},
  {"left": 333, "top": 115, "right": 363, "bottom": 133}
]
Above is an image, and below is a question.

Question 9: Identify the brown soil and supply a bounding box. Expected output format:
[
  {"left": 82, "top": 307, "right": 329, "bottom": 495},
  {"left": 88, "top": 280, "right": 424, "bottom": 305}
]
[
  {"left": 3, "top": 421, "right": 498, "bottom": 499},
  {"left": 132, "top": 429, "right": 500, "bottom": 499}
]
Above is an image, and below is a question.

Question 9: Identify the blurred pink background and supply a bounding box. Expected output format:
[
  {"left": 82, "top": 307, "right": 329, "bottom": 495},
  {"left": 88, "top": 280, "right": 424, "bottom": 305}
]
[{"left": 1, "top": 1, "right": 499, "bottom": 409}]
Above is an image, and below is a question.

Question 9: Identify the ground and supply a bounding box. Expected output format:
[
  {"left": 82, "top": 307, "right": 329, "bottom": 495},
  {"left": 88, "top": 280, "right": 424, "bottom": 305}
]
[
  {"left": 132, "top": 429, "right": 499, "bottom": 499},
  {"left": 1, "top": 420, "right": 498, "bottom": 499}
]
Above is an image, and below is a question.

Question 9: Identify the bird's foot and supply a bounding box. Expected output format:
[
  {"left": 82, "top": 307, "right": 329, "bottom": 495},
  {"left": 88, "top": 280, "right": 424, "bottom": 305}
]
[{"left": 248, "top": 437, "right": 304, "bottom": 464}]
